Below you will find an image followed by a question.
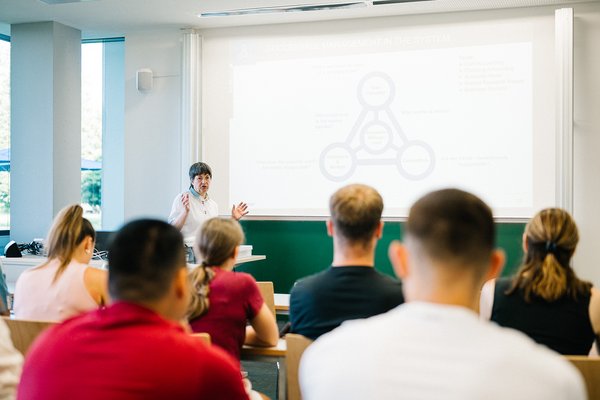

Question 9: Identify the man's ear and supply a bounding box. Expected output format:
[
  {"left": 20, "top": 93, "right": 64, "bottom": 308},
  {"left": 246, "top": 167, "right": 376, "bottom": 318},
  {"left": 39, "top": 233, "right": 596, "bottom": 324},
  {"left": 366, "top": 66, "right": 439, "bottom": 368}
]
[
  {"left": 389, "top": 241, "right": 410, "bottom": 280},
  {"left": 375, "top": 221, "right": 384, "bottom": 239},
  {"left": 174, "top": 267, "right": 188, "bottom": 300},
  {"left": 484, "top": 249, "right": 505, "bottom": 282},
  {"left": 326, "top": 219, "right": 334, "bottom": 237},
  {"left": 232, "top": 245, "right": 239, "bottom": 261}
]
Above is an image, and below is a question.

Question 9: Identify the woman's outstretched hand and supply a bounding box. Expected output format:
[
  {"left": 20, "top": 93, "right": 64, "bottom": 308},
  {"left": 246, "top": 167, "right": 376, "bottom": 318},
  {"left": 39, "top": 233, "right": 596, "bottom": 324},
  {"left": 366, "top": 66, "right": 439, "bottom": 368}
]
[{"left": 232, "top": 202, "right": 249, "bottom": 220}]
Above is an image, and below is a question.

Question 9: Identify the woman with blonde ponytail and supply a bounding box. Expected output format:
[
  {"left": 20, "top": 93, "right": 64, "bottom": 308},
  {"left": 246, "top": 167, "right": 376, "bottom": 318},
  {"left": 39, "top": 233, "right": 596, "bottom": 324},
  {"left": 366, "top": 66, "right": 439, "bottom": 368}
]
[
  {"left": 13, "top": 204, "right": 109, "bottom": 321},
  {"left": 187, "top": 217, "right": 278, "bottom": 361},
  {"left": 480, "top": 208, "right": 600, "bottom": 355}
]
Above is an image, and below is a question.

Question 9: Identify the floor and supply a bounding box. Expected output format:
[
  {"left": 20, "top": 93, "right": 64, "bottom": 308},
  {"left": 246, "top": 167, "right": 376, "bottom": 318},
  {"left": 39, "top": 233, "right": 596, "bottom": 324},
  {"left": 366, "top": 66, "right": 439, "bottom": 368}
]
[
  {"left": 242, "top": 360, "right": 279, "bottom": 399},
  {"left": 242, "top": 318, "right": 289, "bottom": 399}
]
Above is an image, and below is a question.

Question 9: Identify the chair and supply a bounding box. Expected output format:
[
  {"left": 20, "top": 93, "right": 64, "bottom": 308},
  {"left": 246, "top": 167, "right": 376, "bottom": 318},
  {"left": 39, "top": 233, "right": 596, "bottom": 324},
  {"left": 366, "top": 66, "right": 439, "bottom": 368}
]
[
  {"left": 2, "top": 317, "right": 56, "bottom": 355},
  {"left": 190, "top": 332, "right": 211, "bottom": 345},
  {"left": 285, "top": 333, "right": 313, "bottom": 400},
  {"left": 565, "top": 356, "right": 600, "bottom": 400},
  {"left": 256, "top": 281, "right": 276, "bottom": 317}
]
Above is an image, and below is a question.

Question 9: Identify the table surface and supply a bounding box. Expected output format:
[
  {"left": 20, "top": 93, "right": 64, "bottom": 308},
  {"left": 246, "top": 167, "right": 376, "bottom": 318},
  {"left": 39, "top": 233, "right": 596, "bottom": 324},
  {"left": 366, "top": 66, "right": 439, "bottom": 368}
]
[
  {"left": 0, "top": 255, "right": 106, "bottom": 267},
  {"left": 1, "top": 254, "right": 265, "bottom": 268},
  {"left": 237, "top": 255, "right": 266, "bottom": 265},
  {"left": 242, "top": 338, "right": 287, "bottom": 357},
  {"left": 1, "top": 255, "right": 266, "bottom": 293},
  {"left": 274, "top": 293, "right": 290, "bottom": 312}
]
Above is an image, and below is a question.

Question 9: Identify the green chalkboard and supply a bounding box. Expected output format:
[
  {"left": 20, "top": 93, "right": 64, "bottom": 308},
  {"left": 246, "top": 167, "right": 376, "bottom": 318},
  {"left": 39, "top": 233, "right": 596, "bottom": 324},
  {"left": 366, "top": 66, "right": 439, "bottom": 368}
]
[{"left": 237, "top": 220, "right": 525, "bottom": 294}]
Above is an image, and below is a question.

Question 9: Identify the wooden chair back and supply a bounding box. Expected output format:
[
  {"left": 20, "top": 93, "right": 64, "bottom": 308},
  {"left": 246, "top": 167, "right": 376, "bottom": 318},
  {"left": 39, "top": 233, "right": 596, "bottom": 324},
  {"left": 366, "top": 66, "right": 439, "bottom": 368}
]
[
  {"left": 2, "top": 317, "right": 56, "bottom": 355},
  {"left": 190, "top": 332, "right": 211, "bottom": 345},
  {"left": 256, "top": 281, "right": 276, "bottom": 317},
  {"left": 565, "top": 356, "right": 600, "bottom": 400},
  {"left": 286, "top": 333, "right": 313, "bottom": 400}
]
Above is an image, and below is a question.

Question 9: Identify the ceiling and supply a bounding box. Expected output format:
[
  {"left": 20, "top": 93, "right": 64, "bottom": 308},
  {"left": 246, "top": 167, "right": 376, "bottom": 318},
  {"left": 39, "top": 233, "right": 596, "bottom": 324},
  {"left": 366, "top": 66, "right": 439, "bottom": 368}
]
[{"left": 0, "top": 0, "right": 591, "bottom": 38}]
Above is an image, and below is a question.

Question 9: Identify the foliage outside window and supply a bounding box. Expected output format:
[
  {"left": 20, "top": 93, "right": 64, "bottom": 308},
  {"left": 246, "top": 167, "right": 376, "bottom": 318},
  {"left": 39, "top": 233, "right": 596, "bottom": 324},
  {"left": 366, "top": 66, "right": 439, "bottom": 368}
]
[{"left": 81, "top": 42, "right": 103, "bottom": 229}]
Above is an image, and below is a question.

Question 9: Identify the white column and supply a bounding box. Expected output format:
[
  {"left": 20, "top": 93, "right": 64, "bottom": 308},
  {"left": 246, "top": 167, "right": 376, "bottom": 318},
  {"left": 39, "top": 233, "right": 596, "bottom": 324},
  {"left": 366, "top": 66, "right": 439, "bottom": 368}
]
[
  {"left": 101, "top": 40, "right": 125, "bottom": 230},
  {"left": 555, "top": 8, "right": 574, "bottom": 213},
  {"left": 10, "top": 22, "right": 81, "bottom": 241},
  {"left": 180, "top": 29, "right": 202, "bottom": 191}
]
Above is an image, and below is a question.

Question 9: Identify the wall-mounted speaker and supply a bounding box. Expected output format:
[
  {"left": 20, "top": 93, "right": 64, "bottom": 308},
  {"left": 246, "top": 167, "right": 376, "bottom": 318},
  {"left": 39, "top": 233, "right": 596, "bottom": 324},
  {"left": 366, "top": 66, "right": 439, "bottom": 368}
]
[{"left": 136, "top": 68, "right": 153, "bottom": 92}]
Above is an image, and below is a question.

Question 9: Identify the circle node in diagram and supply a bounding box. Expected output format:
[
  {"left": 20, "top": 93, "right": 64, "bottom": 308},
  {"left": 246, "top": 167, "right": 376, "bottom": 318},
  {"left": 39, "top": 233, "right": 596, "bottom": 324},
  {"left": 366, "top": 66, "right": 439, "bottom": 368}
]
[
  {"left": 360, "top": 121, "right": 392, "bottom": 155},
  {"left": 357, "top": 72, "right": 395, "bottom": 110},
  {"left": 320, "top": 143, "right": 356, "bottom": 182},
  {"left": 396, "top": 140, "right": 436, "bottom": 180}
]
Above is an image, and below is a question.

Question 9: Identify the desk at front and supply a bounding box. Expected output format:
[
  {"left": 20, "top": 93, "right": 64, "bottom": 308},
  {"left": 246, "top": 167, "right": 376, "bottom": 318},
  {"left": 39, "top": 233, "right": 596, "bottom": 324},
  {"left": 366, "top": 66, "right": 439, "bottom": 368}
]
[{"left": 1, "top": 255, "right": 266, "bottom": 294}]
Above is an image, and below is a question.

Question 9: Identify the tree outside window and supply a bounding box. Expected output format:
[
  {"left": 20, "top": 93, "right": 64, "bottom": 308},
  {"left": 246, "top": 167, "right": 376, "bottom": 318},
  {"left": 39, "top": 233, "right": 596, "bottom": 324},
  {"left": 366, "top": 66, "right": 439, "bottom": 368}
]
[{"left": 81, "top": 42, "right": 103, "bottom": 228}]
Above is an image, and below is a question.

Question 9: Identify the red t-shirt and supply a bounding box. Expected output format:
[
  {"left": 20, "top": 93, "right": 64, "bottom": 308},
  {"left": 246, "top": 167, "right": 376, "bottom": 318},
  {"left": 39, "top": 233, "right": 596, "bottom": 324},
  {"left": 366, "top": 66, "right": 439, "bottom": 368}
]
[
  {"left": 189, "top": 268, "right": 264, "bottom": 360},
  {"left": 18, "top": 302, "right": 248, "bottom": 400}
]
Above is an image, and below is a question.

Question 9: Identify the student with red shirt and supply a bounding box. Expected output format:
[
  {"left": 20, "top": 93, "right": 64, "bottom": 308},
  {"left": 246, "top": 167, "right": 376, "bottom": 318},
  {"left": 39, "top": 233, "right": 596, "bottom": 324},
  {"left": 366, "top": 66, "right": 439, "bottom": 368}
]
[
  {"left": 18, "top": 219, "right": 248, "bottom": 400},
  {"left": 187, "top": 218, "right": 278, "bottom": 361}
]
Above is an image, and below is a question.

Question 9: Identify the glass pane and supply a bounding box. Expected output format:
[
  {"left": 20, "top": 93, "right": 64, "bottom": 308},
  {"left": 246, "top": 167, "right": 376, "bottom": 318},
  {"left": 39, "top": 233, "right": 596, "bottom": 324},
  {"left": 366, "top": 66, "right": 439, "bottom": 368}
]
[
  {"left": 0, "top": 39, "right": 10, "bottom": 230},
  {"left": 81, "top": 42, "right": 103, "bottom": 229}
]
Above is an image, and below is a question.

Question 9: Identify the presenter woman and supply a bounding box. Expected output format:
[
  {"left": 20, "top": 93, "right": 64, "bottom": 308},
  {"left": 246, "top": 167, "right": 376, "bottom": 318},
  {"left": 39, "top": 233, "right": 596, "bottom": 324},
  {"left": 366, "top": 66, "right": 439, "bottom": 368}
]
[{"left": 169, "top": 162, "right": 248, "bottom": 246}]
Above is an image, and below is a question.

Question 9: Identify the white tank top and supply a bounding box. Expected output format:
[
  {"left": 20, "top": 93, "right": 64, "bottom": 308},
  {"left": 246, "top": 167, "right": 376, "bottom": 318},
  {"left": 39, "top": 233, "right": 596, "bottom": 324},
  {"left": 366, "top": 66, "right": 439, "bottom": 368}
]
[{"left": 13, "top": 258, "right": 99, "bottom": 322}]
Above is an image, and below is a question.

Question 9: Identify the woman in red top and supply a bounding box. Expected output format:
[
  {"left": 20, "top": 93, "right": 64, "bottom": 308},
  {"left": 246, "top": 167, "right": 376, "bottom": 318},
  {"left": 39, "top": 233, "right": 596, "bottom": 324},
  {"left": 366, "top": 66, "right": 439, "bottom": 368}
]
[{"left": 187, "top": 218, "right": 278, "bottom": 360}]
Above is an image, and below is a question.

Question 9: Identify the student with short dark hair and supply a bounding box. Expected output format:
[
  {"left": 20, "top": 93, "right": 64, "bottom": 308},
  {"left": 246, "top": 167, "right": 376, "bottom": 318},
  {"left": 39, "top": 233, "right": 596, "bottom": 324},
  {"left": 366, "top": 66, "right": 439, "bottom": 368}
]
[
  {"left": 300, "top": 189, "right": 586, "bottom": 400},
  {"left": 289, "top": 184, "right": 404, "bottom": 340},
  {"left": 480, "top": 208, "right": 600, "bottom": 355},
  {"left": 18, "top": 219, "right": 248, "bottom": 400}
]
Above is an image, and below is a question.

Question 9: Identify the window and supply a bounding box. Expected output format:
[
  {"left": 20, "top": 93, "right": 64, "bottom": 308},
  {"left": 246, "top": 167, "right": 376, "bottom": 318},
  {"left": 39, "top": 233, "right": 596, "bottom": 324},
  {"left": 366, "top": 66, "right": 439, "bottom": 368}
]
[
  {"left": 0, "top": 37, "right": 123, "bottom": 231},
  {"left": 0, "top": 36, "right": 10, "bottom": 230},
  {"left": 81, "top": 42, "right": 103, "bottom": 228}
]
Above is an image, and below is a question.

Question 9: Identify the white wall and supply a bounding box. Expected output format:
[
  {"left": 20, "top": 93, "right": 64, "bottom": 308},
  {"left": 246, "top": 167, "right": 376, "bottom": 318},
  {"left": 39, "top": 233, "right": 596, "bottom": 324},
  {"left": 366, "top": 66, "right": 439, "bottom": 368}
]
[{"left": 123, "top": 29, "right": 183, "bottom": 221}]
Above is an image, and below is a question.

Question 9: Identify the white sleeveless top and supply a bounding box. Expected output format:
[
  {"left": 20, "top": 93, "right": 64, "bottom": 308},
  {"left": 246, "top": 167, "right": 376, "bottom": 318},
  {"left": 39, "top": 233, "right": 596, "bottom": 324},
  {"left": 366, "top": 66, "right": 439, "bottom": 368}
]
[{"left": 13, "top": 258, "right": 99, "bottom": 322}]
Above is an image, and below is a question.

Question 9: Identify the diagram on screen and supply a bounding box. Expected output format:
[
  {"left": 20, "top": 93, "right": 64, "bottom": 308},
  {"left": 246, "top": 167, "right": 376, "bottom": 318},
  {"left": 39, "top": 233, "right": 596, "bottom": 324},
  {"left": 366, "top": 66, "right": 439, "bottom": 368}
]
[{"left": 320, "top": 71, "right": 435, "bottom": 182}]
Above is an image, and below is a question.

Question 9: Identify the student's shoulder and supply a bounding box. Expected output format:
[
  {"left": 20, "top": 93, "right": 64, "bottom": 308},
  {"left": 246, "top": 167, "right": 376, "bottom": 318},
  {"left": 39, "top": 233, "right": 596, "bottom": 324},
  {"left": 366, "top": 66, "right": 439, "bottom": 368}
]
[
  {"left": 293, "top": 269, "right": 330, "bottom": 289},
  {"left": 303, "top": 315, "right": 381, "bottom": 362},
  {"left": 290, "top": 270, "right": 331, "bottom": 302},
  {"left": 186, "top": 339, "right": 244, "bottom": 379},
  {"left": 371, "top": 268, "right": 403, "bottom": 293},
  {"left": 372, "top": 268, "right": 402, "bottom": 284},
  {"left": 485, "top": 324, "right": 585, "bottom": 394},
  {"left": 228, "top": 270, "right": 260, "bottom": 288}
]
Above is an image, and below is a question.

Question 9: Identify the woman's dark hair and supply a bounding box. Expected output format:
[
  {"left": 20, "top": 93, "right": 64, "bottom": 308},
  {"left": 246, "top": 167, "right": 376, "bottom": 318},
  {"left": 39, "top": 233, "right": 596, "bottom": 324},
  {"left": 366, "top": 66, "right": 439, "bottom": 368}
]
[
  {"left": 187, "top": 218, "right": 244, "bottom": 320},
  {"left": 188, "top": 162, "right": 212, "bottom": 182},
  {"left": 507, "top": 208, "right": 591, "bottom": 302},
  {"left": 44, "top": 204, "right": 96, "bottom": 282},
  {"left": 108, "top": 219, "right": 186, "bottom": 302}
]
